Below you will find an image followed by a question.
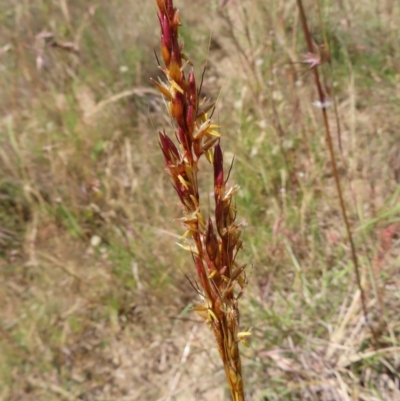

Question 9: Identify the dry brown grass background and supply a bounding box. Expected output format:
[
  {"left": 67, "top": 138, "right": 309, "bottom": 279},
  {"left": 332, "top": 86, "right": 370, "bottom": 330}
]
[{"left": 0, "top": 0, "right": 399, "bottom": 400}]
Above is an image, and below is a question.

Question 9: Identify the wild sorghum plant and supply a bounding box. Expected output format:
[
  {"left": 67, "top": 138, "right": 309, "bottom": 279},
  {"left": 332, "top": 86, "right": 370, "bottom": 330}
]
[{"left": 152, "top": 1, "right": 249, "bottom": 399}]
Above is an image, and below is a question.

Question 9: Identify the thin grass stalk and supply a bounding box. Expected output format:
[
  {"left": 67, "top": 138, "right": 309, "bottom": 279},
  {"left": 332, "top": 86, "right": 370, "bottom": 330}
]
[
  {"left": 151, "top": 1, "right": 249, "bottom": 399},
  {"left": 295, "top": 0, "right": 379, "bottom": 345}
]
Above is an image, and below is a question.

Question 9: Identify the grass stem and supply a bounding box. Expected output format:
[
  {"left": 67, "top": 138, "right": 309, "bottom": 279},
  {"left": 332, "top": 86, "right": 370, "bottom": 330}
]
[{"left": 295, "top": 0, "right": 379, "bottom": 346}]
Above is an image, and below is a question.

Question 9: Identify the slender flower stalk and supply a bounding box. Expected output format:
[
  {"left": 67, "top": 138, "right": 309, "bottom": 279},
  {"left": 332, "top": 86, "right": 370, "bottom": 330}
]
[
  {"left": 151, "top": 1, "right": 249, "bottom": 399},
  {"left": 296, "top": 0, "right": 379, "bottom": 346}
]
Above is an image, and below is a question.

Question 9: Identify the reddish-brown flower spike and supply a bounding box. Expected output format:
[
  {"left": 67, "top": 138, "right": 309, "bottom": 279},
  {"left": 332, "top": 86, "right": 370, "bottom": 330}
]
[
  {"left": 214, "top": 143, "right": 224, "bottom": 198},
  {"left": 152, "top": 2, "right": 247, "bottom": 398}
]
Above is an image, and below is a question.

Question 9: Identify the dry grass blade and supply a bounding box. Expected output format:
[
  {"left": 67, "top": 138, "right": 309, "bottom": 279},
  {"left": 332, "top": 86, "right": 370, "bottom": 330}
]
[{"left": 27, "top": 376, "right": 79, "bottom": 401}]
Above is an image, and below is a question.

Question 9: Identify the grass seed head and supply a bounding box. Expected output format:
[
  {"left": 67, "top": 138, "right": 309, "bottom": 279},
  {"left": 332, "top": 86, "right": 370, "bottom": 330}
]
[{"left": 152, "top": 1, "right": 247, "bottom": 399}]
